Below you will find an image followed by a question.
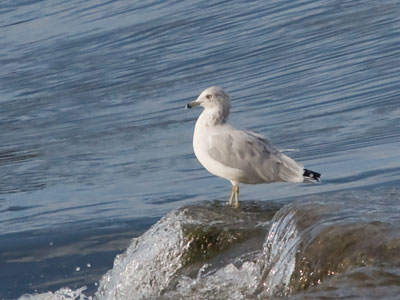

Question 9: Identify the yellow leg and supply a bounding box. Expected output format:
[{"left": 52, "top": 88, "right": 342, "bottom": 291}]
[
  {"left": 233, "top": 184, "right": 239, "bottom": 209},
  {"left": 228, "top": 186, "right": 235, "bottom": 206}
]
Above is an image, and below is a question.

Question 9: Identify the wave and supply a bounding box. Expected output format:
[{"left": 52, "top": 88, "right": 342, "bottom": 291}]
[{"left": 18, "top": 188, "right": 400, "bottom": 300}]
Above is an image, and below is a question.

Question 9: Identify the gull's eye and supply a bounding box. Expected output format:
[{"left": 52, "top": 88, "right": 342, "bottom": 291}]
[{"left": 206, "top": 94, "right": 213, "bottom": 99}]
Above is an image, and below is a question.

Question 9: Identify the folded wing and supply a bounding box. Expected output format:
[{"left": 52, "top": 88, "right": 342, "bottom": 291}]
[{"left": 207, "top": 129, "right": 304, "bottom": 184}]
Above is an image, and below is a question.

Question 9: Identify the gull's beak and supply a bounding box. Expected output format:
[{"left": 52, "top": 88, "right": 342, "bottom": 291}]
[{"left": 185, "top": 100, "right": 201, "bottom": 109}]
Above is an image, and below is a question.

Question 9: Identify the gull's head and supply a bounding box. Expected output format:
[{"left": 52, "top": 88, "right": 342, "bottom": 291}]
[{"left": 186, "top": 86, "right": 231, "bottom": 114}]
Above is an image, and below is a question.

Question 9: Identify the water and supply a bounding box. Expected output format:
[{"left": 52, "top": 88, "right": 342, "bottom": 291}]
[{"left": 1, "top": 0, "right": 400, "bottom": 298}]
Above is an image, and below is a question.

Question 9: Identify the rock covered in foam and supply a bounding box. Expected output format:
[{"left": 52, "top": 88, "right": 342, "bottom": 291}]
[{"left": 96, "top": 201, "right": 279, "bottom": 300}]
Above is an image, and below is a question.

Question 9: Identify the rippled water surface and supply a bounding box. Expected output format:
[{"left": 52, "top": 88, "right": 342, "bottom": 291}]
[{"left": 1, "top": 0, "right": 400, "bottom": 298}]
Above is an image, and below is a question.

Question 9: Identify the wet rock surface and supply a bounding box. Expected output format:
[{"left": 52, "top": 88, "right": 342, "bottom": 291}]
[
  {"left": 96, "top": 201, "right": 281, "bottom": 300},
  {"left": 96, "top": 188, "right": 400, "bottom": 300},
  {"left": 258, "top": 188, "right": 400, "bottom": 299},
  {"left": 288, "top": 267, "right": 400, "bottom": 300}
]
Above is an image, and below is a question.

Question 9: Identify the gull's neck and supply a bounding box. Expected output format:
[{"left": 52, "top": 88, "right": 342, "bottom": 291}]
[{"left": 197, "top": 107, "right": 229, "bottom": 127}]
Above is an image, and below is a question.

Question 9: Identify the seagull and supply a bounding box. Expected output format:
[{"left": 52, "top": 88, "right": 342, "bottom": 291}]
[{"left": 186, "top": 86, "right": 321, "bottom": 208}]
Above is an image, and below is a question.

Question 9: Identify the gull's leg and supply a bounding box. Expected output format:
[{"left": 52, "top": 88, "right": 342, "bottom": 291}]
[
  {"left": 233, "top": 184, "right": 239, "bottom": 209},
  {"left": 228, "top": 185, "right": 235, "bottom": 206}
]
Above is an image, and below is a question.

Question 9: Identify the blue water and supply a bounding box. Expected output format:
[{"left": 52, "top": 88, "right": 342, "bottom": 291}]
[{"left": 1, "top": 0, "right": 400, "bottom": 298}]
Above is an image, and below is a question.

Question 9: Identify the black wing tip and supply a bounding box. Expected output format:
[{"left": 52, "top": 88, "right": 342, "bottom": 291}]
[{"left": 303, "top": 169, "right": 321, "bottom": 182}]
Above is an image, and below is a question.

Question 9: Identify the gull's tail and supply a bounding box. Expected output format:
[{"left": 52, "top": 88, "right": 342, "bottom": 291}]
[{"left": 303, "top": 169, "right": 321, "bottom": 183}]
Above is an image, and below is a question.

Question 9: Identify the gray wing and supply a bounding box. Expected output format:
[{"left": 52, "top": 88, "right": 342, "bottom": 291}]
[
  {"left": 207, "top": 130, "right": 280, "bottom": 183},
  {"left": 207, "top": 129, "right": 304, "bottom": 183}
]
